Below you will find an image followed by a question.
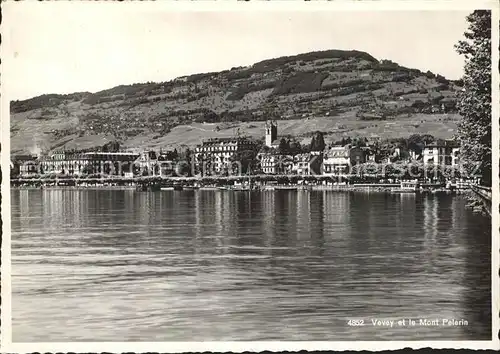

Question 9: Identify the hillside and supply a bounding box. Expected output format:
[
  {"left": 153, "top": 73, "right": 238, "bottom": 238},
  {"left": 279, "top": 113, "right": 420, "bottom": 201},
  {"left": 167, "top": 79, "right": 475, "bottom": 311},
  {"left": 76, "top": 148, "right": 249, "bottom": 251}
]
[{"left": 10, "top": 49, "right": 462, "bottom": 154}]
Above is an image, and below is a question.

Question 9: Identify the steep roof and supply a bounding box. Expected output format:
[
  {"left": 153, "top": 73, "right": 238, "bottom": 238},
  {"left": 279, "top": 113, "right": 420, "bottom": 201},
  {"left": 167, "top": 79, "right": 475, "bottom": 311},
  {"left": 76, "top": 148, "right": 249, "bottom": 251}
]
[
  {"left": 13, "top": 155, "right": 37, "bottom": 162},
  {"left": 325, "top": 146, "right": 349, "bottom": 158}
]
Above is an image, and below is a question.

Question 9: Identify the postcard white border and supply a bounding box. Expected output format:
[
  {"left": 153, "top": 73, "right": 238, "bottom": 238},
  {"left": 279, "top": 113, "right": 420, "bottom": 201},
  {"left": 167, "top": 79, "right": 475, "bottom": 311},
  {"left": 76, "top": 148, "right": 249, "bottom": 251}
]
[{"left": 1, "top": 0, "right": 499, "bottom": 352}]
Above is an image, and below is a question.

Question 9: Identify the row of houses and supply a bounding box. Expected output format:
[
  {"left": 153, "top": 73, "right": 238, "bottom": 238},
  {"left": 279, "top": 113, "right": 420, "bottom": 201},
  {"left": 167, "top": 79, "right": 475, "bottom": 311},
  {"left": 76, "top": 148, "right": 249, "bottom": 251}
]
[
  {"left": 257, "top": 141, "right": 460, "bottom": 176},
  {"left": 11, "top": 150, "right": 178, "bottom": 178},
  {"left": 257, "top": 121, "right": 460, "bottom": 175},
  {"left": 190, "top": 122, "right": 461, "bottom": 176},
  {"left": 11, "top": 122, "right": 461, "bottom": 178}
]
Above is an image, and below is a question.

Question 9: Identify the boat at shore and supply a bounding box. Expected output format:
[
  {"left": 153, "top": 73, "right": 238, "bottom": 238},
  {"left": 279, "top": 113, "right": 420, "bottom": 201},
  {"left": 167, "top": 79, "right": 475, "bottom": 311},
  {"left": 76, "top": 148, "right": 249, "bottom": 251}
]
[
  {"left": 431, "top": 188, "right": 452, "bottom": 194},
  {"left": 182, "top": 186, "right": 199, "bottom": 191},
  {"left": 297, "top": 185, "right": 312, "bottom": 191},
  {"left": 391, "top": 180, "right": 420, "bottom": 194},
  {"left": 160, "top": 186, "right": 183, "bottom": 191},
  {"left": 233, "top": 186, "right": 251, "bottom": 191},
  {"left": 199, "top": 186, "right": 220, "bottom": 191}
]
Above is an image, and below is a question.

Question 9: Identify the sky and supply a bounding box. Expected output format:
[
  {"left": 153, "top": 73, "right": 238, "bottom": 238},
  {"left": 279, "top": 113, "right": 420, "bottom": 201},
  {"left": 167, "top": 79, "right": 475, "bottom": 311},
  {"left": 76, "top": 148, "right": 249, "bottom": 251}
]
[{"left": 4, "top": 2, "right": 472, "bottom": 100}]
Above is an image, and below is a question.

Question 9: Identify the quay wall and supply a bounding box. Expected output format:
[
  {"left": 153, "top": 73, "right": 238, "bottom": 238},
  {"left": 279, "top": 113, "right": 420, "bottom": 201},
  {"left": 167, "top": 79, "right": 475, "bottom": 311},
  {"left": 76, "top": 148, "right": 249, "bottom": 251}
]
[{"left": 11, "top": 184, "right": 465, "bottom": 193}]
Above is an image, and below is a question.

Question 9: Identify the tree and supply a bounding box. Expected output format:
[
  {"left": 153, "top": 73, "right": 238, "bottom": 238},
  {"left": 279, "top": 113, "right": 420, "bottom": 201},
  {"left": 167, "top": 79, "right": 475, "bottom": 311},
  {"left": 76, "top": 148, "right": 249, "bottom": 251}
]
[
  {"left": 230, "top": 149, "right": 258, "bottom": 175},
  {"left": 289, "top": 140, "right": 302, "bottom": 155},
  {"left": 345, "top": 137, "right": 353, "bottom": 145},
  {"left": 455, "top": 10, "right": 492, "bottom": 186},
  {"left": 407, "top": 134, "right": 424, "bottom": 154},
  {"left": 102, "top": 141, "right": 120, "bottom": 153},
  {"left": 260, "top": 145, "right": 271, "bottom": 153},
  {"left": 278, "top": 138, "right": 290, "bottom": 154},
  {"left": 161, "top": 149, "right": 178, "bottom": 161},
  {"left": 425, "top": 70, "right": 436, "bottom": 79},
  {"left": 310, "top": 131, "right": 326, "bottom": 151},
  {"left": 203, "top": 110, "right": 219, "bottom": 123},
  {"left": 176, "top": 147, "right": 193, "bottom": 176},
  {"left": 195, "top": 153, "right": 212, "bottom": 177},
  {"left": 420, "top": 134, "right": 435, "bottom": 145},
  {"left": 81, "top": 163, "right": 94, "bottom": 175},
  {"left": 352, "top": 137, "right": 367, "bottom": 148}
]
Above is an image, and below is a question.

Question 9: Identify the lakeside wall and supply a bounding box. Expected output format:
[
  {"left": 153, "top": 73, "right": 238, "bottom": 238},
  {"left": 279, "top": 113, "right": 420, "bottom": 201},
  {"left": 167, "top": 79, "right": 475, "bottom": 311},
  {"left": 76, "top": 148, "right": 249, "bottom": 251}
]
[{"left": 11, "top": 184, "right": 469, "bottom": 193}]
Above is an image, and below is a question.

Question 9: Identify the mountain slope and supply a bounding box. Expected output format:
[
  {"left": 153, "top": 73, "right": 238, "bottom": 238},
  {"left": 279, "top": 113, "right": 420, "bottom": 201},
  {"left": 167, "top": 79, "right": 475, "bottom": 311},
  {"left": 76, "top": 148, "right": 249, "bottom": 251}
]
[{"left": 10, "top": 49, "right": 462, "bottom": 154}]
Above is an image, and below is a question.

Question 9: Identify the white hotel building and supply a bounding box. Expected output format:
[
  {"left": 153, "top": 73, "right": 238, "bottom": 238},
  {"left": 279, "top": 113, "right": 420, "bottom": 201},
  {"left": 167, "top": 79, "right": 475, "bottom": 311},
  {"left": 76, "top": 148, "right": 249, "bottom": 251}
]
[{"left": 194, "top": 137, "right": 256, "bottom": 174}]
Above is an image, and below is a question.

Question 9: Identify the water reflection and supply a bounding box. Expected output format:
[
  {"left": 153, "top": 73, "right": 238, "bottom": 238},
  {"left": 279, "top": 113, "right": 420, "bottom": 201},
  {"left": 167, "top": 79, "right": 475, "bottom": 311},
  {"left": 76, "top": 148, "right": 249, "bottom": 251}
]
[
  {"left": 462, "top": 209, "right": 491, "bottom": 338},
  {"left": 11, "top": 189, "right": 491, "bottom": 341}
]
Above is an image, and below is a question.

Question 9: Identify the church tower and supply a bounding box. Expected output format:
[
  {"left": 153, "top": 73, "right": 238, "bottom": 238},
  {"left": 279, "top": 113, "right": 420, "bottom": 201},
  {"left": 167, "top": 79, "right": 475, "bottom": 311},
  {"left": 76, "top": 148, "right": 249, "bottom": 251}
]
[{"left": 265, "top": 121, "right": 278, "bottom": 147}]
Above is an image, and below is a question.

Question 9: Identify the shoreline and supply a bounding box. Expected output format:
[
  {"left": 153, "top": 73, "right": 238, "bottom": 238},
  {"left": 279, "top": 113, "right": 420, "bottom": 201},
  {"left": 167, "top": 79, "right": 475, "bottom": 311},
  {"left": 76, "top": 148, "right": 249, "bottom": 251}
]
[{"left": 10, "top": 185, "right": 467, "bottom": 194}]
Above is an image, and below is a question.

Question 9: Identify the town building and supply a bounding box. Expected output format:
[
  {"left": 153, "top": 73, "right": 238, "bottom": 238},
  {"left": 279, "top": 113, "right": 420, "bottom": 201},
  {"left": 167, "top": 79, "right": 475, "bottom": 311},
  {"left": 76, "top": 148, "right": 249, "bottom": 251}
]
[
  {"left": 39, "top": 151, "right": 84, "bottom": 175},
  {"left": 292, "top": 153, "right": 323, "bottom": 175},
  {"left": 136, "top": 151, "right": 159, "bottom": 176},
  {"left": 392, "top": 146, "right": 422, "bottom": 163},
  {"left": 11, "top": 155, "right": 39, "bottom": 177},
  {"left": 322, "top": 145, "right": 365, "bottom": 175},
  {"left": 361, "top": 146, "right": 378, "bottom": 162},
  {"left": 423, "top": 140, "right": 460, "bottom": 167},
  {"left": 194, "top": 137, "right": 257, "bottom": 175},
  {"left": 409, "top": 147, "right": 422, "bottom": 161},
  {"left": 451, "top": 146, "right": 460, "bottom": 167},
  {"left": 259, "top": 153, "right": 293, "bottom": 175},
  {"left": 157, "top": 153, "right": 177, "bottom": 177},
  {"left": 39, "top": 150, "right": 140, "bottom": 176},
  {"left": 89, "top": 152, "right": 141, "bottom": 176}
]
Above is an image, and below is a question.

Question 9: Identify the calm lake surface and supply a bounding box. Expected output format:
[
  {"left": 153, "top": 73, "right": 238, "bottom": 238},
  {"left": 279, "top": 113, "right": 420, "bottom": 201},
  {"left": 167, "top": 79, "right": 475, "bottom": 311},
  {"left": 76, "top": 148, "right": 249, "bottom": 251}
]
[{"left": 11, "top": 189, "right": 491, "bottom": 341}]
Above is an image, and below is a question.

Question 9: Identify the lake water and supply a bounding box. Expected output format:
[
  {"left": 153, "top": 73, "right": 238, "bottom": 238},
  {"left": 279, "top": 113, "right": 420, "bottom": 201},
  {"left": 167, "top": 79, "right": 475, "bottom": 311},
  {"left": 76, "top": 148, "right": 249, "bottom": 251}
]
[{"left": 11, "top": 189, "right": 491, "bottom": 341}]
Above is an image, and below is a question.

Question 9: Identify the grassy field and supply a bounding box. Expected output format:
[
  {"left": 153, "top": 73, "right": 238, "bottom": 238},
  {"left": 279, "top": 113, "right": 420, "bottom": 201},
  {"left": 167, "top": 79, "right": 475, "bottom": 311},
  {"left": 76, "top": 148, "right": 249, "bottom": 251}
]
[
  {"left": 11, "top": 111, "right": 459, "bottom": 154},
  {"left": 122, "top": 113, "right": 459, "bottom": 150}
]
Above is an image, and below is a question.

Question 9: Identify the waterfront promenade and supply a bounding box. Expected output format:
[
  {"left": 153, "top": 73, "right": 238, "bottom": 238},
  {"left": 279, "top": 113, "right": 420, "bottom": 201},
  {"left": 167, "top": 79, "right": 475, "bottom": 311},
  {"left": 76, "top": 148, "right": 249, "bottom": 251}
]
[
  {"left": 10, "top": 174, "right": 470, "bottom": 189},
  {"left": 11, "top": 174, "right": 475, "bottom": 196}
]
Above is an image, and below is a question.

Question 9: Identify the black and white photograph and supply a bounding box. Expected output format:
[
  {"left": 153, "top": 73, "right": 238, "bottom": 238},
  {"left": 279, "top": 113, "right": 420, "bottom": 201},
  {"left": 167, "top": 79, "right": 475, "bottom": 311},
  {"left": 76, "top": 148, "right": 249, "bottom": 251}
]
[{"left": 1, "top": 0, "right": 498, "bottom": 351}]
